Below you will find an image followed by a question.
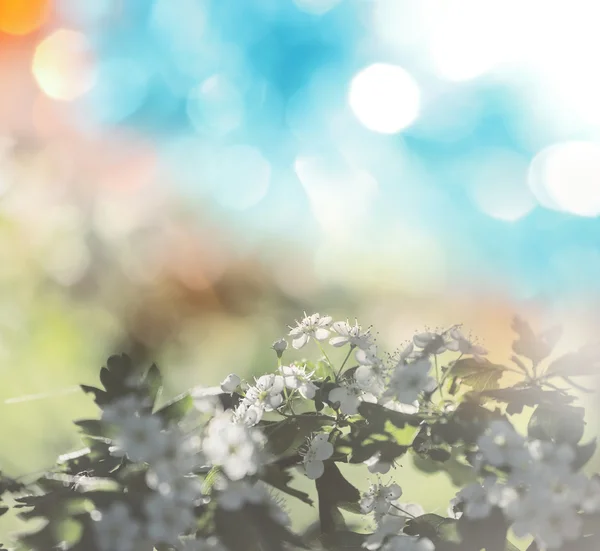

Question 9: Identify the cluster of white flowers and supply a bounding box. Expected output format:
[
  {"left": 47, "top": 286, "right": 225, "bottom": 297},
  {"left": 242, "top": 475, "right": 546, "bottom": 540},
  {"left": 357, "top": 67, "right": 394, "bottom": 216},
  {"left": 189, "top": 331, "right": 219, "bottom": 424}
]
[
  {"left": 454, "top": 420, "right": 600, "bottom": 549},
  {"left": 233, "top": 373, "right": 285, "bottom": 425},
  {"left": 288, "top": 314, "right": 374, "bottom": 351},
  {"left": 98, "top": 395, "right": 207, "bottom": 549},
  {"left": 360, "top": 481, "right": 433, "bottom": 551}
]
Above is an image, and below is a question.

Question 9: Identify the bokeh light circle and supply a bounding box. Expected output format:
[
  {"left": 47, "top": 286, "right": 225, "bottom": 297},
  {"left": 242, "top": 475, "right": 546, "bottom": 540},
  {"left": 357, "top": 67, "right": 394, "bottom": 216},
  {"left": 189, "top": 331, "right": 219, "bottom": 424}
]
[
  {"left": 348, "top": 63, "right": 421, "bottom": 134},
  {"left": 0, "top": 0, "right": 49, "bottom": 36},
  {"left": 529, "top": 141, "right": 600, "bottom": 217},
  {"left": 32, "top": 29, "right": 96, "bottom": 101}
]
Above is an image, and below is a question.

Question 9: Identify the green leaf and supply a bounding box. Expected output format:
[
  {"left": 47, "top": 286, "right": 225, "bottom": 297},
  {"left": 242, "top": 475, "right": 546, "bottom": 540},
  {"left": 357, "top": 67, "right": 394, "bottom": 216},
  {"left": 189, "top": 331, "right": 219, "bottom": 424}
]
[
  {"left": 260, "top": 464, "right": 313, "bottom": 506},
  {"left": 316, "top": 463, "right": 361, "bottom": 534},
  {"left": 405, "top": 514, "right": 460, "bottom": 543},
  {"left": 545, "top": 343, "right": 600, "bottom": 377},
  {"left": 357, "top": 402, "right": 421, "bottom": 431},
  {"left": 155, "top": 392, "right": 194, "bottom": 424},
  {"left": 215, "top": 504, "right": 305, "bottom": 551},
  {"left": 528, "top": 404, "right": 585, "bottom": 444},
  {"left": 449, "top": 358, "right": 507, "bottom": 391},
  {"left": 512, "top": 317, "right": 561, "bottom": 364},
  {"left": 73, "top": 420, "right": 111, "bottom": 439},
  {"left": 479, "top": 386, "right": 575, "bottom": 415},
  {"left": 262, "top": 414, "right": 333, "bottom": 458},
  {"left": 572, "top": 439, "right": 597, "bottom": 471},
  {"left": 141, "top": 363, "right": 162, "bottom": 407}
]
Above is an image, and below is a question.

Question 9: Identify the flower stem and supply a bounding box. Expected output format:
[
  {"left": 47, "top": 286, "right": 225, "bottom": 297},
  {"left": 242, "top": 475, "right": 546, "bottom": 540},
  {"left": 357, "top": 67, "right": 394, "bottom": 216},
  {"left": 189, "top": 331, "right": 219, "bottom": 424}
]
[{"left": 336, "top": 346, "right": 355, "bottom": 381}]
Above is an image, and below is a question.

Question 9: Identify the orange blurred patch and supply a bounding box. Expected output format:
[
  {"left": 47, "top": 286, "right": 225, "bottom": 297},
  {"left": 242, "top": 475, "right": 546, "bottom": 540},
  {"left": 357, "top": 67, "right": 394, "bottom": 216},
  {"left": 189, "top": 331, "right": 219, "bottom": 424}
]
[{"left": 0, "top": 0, "right": 49, "bottom": 36}]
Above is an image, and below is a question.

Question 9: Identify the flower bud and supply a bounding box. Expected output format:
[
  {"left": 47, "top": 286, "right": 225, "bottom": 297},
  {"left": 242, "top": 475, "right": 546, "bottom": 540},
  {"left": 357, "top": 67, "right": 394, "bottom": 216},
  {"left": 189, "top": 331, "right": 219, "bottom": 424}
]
[
  {"left": 220, "top": 373, "right": 241, "bottom": 394},
  {"left": 271, "top": 338, "right": 288, "bottom": 358}
]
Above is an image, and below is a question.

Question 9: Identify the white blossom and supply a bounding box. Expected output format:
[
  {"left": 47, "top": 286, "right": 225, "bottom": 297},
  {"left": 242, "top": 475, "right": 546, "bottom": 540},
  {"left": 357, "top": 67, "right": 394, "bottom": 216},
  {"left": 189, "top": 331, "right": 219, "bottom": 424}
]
[
  {"left": 144, "top": 494, "right": 195, "bottom": 544},
  {"left": 216, "top": 479, "right": 265, "bottom": 510},
  {"left": 329, "top": 383, "right": 363, "bottom": 415},
  {"left": 288, "top": 313, "right": 332, "bottom": 349},
  {"left": 302, "top": 433, "right": 334, "bottom": 479},
  {"left": 383, "top": 359, "right": 435, "bottom": 405},
  {"left": 220, "top": 373, "right": 241, "bottom": 394},
  {"left": 202, "top": 411, "right": 265, "bottom": 480},
  {"left": 527, "top": 440, "right": 574, "bottom": 476},
  {"left": 93, "top": 502, "right": 141, "bottom": 551},
  {"left": 102, "top": 395, "right": 149, "bottom": 424},
  {"left": 364, "top": 452, "right": 392, "bottom": 475},
  {"left": 363, "top": 515, "right": 407, "bottom": 550},
  {"left": 382, "top": 535, "right": 435, "bottom": 551},
  {"left": 581, "top": 476, "right": 600, "bottom": 513},
  {"left": 330, "top": 320, "right": 373, "bottom": 350},
  {"left": 355, "top": 365, "right": 386, "bottom": 398},
  {"left": 111, "top": 414, "right": 166, "bottom": 463},
  {"left": 280, "top": 364, "right": 318, "bottom": 399},
  {"left": 244, "top": 374, "right": 285, "bottom": 411},
  {"left": 360, "top": 482, "right": 403, "bottom": 522},
  {"left": 477, "top": 420, "right": 529, "bottom": 469},
  {"left": 454, "top": 478, "right": 497, "bottom": 519},
  {"left": 412, "top": 332, "right": 447, "bottom": 354},
  {"left": 446, "top": 327, "right": 488, "bottom": 357},
  {"left": 148, "top": 472, "right": 203, "bottom": 506}
]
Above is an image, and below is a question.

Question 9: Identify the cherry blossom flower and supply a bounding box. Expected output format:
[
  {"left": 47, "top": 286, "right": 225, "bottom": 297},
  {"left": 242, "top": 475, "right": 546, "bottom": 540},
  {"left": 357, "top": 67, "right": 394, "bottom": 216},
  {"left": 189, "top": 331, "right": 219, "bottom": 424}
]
[
  {"left": 244, "top": 374, "right": 285, "bottom": 411},
  {"left": 383, "top": 359, "right": 435, "bottom": 405},
  {"left": 202, "top": 411, "right": 265, "bottom": 480},
  {"left": 477, "top": 420, "right": 529, "bottom": 469},
  {"left": 93, "top": 502, "right": 141, "bottom": 551},
  {"left": 216, "top": 479, "right": 265, "bottom": 510},
  {"left": 288, "top": 313, "right": 332, "bottom": 349},
  {"left": 360, "top": 482, "right": 403, "bottom": 522},
  {"left": 454, "top": 477, "right": 498, "bottom": 519},
  {"left": 111, "top": 414, "right": 167, "bottom": 463},
  {"left": 363, "top": 515, "right": 407, "bottom": 550},
  {"left": 302, "top": 433, "right": 334, "bottom": 479},
  {"left": 364, "top": 452, "right": 392, "bottom": 475},
  {"left": 220, "top": 374, "right": 240, "bottom": 394},
  {"left": 581, "top": 476, "right": 600, "bottom": 513},
  {"left": 382, "top": 535, "right": 435, "bottom": 551},
  {"left": 177, "top": 536, "right": 227, "bottom": 551},
  {"left": 446, "top": 327, "right": 488, "bottom": 358},
  {"left": 280, "top": 364, "right": 317, "bottom": 399},
  {"left": 412, "top": 332, "right": 447, "bottom": 354},
  {"left": 329, "top": 383, "right": 363, "bottom": 415},
  {"left": 144, "top": 494, "right": 195, "bottom": 544},
  {"left": 330, "top": 320, "right": 373, "bottom": 350},
  {"left": 101, "top": 395, "right": 150, "bottom": 424}
]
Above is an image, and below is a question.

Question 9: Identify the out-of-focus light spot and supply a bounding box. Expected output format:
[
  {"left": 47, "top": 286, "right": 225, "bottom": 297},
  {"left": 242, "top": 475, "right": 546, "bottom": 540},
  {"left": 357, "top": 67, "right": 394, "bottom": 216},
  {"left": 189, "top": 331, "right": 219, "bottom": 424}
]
[
  {"left": 32, "top": 30, "right": 96, "bottom": 101},
  {"left": 55, "top": 0, "right": 115, "bottom": 26},
  {"left": 0, "top": 0, "right": 49, "bottom": 36},
  {"left": 348, "top": 63, "right": 420, "bottom": 134},
  {"left": 82, "top": 59, "right": 150, "bottom": 124},
  {"left": 529, "top": 141, "right": 600, "bottom": 217},
  {"left": 150, "top": 0, "right": 206, "bottom": 53},
  {"left": 293, "top": 0, "right": 342, "bottom": 16},
  {"left": 187, "top": 75, "right": 244, "bottom": 136},
  {"left": 527, "top": 146, "right": 564, "bottom": 211},
  {"left": 468, "top": 150, "right": 536, "bottom": 221},
  {"left": 294, "top": 155, "right": 378, "bottom": 239},
  {"left": 210, "top": 145, "right": 271, "bottom": 210}
]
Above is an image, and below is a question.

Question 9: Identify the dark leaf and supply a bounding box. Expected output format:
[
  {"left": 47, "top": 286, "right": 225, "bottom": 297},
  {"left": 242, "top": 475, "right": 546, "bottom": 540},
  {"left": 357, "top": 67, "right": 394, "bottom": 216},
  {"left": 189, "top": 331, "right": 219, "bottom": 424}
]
[
  {"left": 528, "top": 404, "right": 585, "bottom": 444},
  {"left": 141, "top": 363, "right": 162, "bottom": 407},
  {"left": 316, "top": 463, "right": 360, "bottom": 534},
  {"left": 449, "top": 358, "right": 507, "bottom": 391},
  {"left": 512, "top": 317, "right": 561, "bottom": 364},
  {"left": 546, "top": 343, "right": 600, "bottom": 377},
  {"left": 478, "top": 386, "right": 575, "bottom": 415},
  {"left": 572, "top": 439, "right": 598, "bottom": 471},
  {"left": 263, "top": 415, "right": 333, "bottom": 458},
  {"left": 358, "top": 402, "right": 421, "bottom": 431},
  {"left": 260, "top": 464, "right": 313, "bottom": 506},
  {"left": 73, "top": 420, "right": 111, "bottom": 439},
  {"left": 155, "top": 392, "right": 194, "bottom": 424},
  {"left": 320, "top": 531, "right": 368, "bottom": 550}
]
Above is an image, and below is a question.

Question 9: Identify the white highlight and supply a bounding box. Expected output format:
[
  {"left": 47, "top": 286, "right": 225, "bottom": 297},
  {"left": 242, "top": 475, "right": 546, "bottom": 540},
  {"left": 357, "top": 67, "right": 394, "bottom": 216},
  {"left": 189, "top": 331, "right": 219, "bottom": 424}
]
[
  {"left": 529, "top": 141, "right": 600, "bottom": 217},
  {"left": 348, "top": 63, "right": 420, "bottom": 134}
]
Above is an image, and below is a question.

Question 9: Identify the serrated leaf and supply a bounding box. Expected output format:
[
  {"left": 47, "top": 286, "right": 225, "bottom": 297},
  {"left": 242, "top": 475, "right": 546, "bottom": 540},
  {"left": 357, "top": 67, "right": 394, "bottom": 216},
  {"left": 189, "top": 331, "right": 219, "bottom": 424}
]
[
  {"left": 260, "top": 464, "right": 313, "bottom": 506},
  {"left": 545, "top": 343, "right": 600, "bottom": 377},
  {"left": 155, "top": 392, "right": 194, "bottom": 424},
  {"left": 528, "top": 404, "right": 585, "bottom": 444},
  {"left": 449, "top": 358, "right": 507, "bottom": 391},
  {"left": 316, "top": 463, "right": 361, "bottom": 534},
  {"left": 512, "top": 317, "right": 561, "bottom": 364}
]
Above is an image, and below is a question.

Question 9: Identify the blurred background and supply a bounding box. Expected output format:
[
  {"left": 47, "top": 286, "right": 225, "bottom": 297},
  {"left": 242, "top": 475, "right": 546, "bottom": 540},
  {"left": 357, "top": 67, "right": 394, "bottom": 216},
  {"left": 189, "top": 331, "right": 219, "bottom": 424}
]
[{"left": 2, "top": 0, "right": 600, "bottom": 540}]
